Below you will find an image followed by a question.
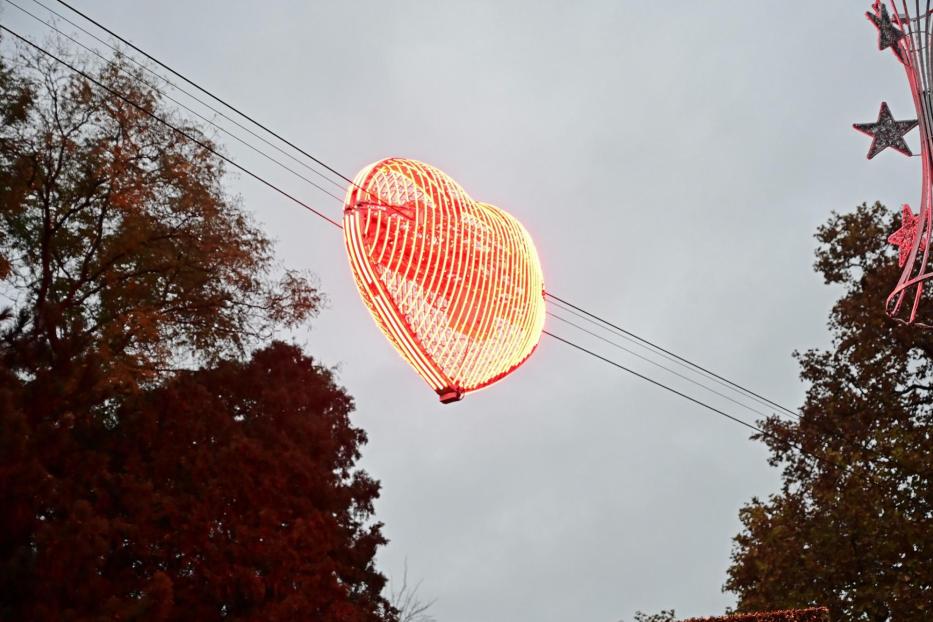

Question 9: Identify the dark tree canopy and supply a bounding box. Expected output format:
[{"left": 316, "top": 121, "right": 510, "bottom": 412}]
[
  {"left": 0, "top": 41, "right": 394, "bottom": 621},
  {"left": 726, "top": 203, "right": 933, "bottom": 622},
  {"left": 630, "top": 610, "right": 677, "bottom": 622},
  {"left": 1, "top": 342, "right": 391, "bottom": 621},
  {"left": 681, "top": 608, "right": 829, "bottom": 622}
]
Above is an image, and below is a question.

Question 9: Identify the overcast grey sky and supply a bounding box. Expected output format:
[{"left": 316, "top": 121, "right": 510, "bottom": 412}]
[{"left": 3, "top": 1, "right": 919, "bottom": 620}]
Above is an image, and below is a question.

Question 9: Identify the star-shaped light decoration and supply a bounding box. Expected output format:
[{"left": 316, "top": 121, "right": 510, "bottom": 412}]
[
  {"left": 888, "top": 204, "right": 919, "bottom": 267},
  {"left": 867, "top": 1, "right": 906, "bottom": 61},
  {"left": 853, "top": 102, "right": 918, "bottom": 159}
]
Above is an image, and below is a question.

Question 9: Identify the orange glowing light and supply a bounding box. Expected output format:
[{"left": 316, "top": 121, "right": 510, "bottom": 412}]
[{"left": 343, "top": 158, "right": 546, "bottom": 403}]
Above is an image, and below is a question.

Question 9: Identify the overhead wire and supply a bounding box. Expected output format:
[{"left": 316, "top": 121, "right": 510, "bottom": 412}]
[
  {"left": 20, "top": 0, "right": 348, "bottom": 195},
  {"left": 48, "top": 0, "right": 369, "bottom": 197},
  {"left": 35, "top": 0, "right": 411, "bottom": 225},
  {"left": 1, "top": 4, "right": 799, "bottom": 422},
  {"left": 0, "top": 24, "right": 344, "bottom": 229},
  {"left": 543, "top": 330, "right": 765, "bottom": 435},
  {"left": 541, "top": 329, "right": 880, "bottom": 482},
  {"left": 10, "top": 0, "right": 413, "bottom": 224},
  {"left": 0, "top": 15, "right": 801, "bottom": 446},
  {"left": 542, "top": 329, "right": 917, "bottom": 483},
  {"left": 546, "top": 305, "right": 918, "bottom": 477},
  {"left": 546, "top": 296, "right": 797, "bottom": 420},
  {"left": 30, "top": 0, "right": 416, "bottom": 221},
  {"left": 546, "top": 311, "right": 771, "bottom": 420},
  {"left": 3, "top": 0, "right": 347, "bottom": 205},
  {"left": 545, "top": 291, "right": 801, "bottom": 419}
]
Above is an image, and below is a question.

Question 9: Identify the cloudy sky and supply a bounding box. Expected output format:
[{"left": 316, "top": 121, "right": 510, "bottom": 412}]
[{"left": 3, "top": 1, "right": 920, "bottom": 620}]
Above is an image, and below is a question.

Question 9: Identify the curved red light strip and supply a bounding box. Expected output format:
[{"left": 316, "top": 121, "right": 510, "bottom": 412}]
[
  {"left": 881, "top": 3, "right": 933, "bottom": 321},
  {"left": 343, "top": 158, "right": 546, "bottom": 402}
]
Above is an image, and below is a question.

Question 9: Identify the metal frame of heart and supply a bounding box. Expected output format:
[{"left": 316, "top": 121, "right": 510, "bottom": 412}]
[{"left": 343, "top": 158, "right": 546, "bottom": 403}]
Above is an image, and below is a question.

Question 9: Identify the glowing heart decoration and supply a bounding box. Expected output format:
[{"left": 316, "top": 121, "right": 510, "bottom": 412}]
[{"left": 343, "top": 158, "right": 546, "bottom": 403}]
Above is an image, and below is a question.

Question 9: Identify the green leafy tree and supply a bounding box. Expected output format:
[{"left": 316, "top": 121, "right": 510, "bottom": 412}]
[
  {"left": 0, "top": 40, "right": 395, "bottom": 620},
  {"left": 726, "top": 203, "right": 933, "bottom": 622}
]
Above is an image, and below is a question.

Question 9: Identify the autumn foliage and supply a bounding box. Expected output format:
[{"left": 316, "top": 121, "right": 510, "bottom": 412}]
[
  {"left": 726, "top": 203, "right": 933, "bottom": 621},
  {"left": 1, "top": 343, "right": 390, "bottom": 620},
  {"left": 0, "top": 41, "right": 394, "bottom": 620},
  {"left": 681, "top": 608, "right": 829, "bottom": 622}
]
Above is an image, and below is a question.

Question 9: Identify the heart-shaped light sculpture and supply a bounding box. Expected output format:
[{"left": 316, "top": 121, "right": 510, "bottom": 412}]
[{"left": 343, "top": 158, "right": 545, "bottom": 403}]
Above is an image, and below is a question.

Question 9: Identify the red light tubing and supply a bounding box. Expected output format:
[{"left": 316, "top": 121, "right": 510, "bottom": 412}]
[{"left": 343, "top": 158, "right": 546, "bottom": 403}]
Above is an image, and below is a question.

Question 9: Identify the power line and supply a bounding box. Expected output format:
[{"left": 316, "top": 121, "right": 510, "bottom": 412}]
[
  {"left": 546, "top": 311, "right": 772, "bottom": 420},
  {"left": 545, "top": 291, "right": 800, "bottom": 419},
  {"left": 51, "top": 0, "right": 357, "bottom": 190},
  {"left": 543, "top": 329, "right": 765, "bottom": 434},
  {"left": 22, "top": 0, "right": 348, "bottom": 194},
  {"left": 547, "top": 295, "right": 795, "bottom": 419},
  {"left": 0, "top": 13, "right": 791, "bottom": 436},
  {"left": 14, "top": 0, "right": 418, "bottom": 223},
  {"left": 540, "top": 329, "right": 909, "bottom": 482},
  {"left": 46, "top": 0, "right": 426, "bottom": 223},
  {"left": 545, "top": 321, "right": 919, "bottom": 479},
  {"left": 547, "top": 301, "right": 921, "bottom": 475},
  {"left": 4, "top": 0, "right": 346, "bottom": 204},
  {"left": 0, "top": 23, "right": 344, "bottom": 230}
]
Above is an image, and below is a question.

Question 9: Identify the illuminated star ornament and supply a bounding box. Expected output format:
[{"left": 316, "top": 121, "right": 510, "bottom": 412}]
[
  {"left": 342, "top": 158, "right": 546, "bottom": 403},
  {"left": 855, "top": 2, "right": 933, "bottom": 323},
  {"left": 866, "top": 1, "right": 906, "bottom": 61},
  {"left": 888, "top": 204, "right": 919, "bottom": 267},
  {"left": 853, "top": 102, "right": 917, "bottom": 159}
]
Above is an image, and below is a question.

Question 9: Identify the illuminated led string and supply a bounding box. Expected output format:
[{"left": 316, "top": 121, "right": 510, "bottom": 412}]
[
  {"left": 343, "top": 159, "right": 546, "bottom": 402},
  {"left": 344, "top": 163, "right": 449, "bottom": 393},
  {"left": 5, "top": 0, "right": 347, "bottom": 199},
  {"left": 886, "top": 1, "right": 933, "bottom": 322}
]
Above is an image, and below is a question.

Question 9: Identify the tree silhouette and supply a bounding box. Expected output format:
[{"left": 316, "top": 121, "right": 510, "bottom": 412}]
[
  {"left": 726, "top": 202, "right": 933, "bottom": 621},
  {"left": 630, "top": 610, "right": 676, "bottom": 622},
  {"left": 388, "top": 560, "right": 436, "bottom": 622},
  {"left": 0, "top": 40, "right": 395, "bottom": 621},
  {"left": 681, "top": 608, "right": 829, "bottom": 622},
  {"left": 2, "top": 342, "right": 392, "bottom": 621}
]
